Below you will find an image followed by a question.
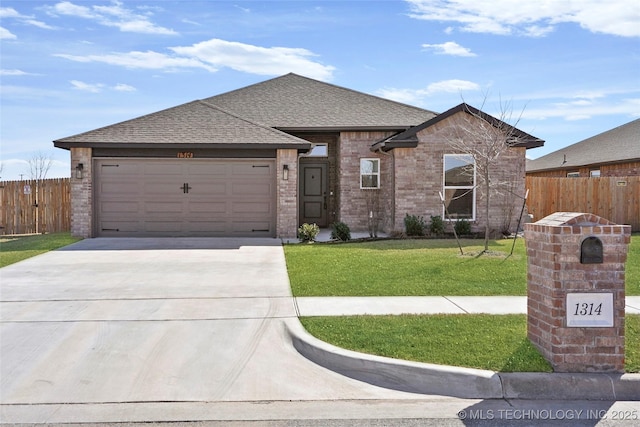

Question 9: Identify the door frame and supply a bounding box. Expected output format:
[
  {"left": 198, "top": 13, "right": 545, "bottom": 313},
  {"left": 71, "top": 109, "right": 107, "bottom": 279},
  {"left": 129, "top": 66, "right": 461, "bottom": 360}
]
[{"left": 298, "top": 161, "right": 329, "bottom": 228}]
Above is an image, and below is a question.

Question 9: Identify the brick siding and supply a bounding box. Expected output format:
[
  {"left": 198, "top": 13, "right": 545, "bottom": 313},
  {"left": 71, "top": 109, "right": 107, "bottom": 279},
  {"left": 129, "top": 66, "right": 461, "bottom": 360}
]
[
  {"left": 525, "top": 213, "right": 631, "bottom": 372},
  {"left": 277, "top": 149, "right": 299, "bottom": 239},
  {"left": 70, "top": 147, "right": 93, "bottom": 238}
]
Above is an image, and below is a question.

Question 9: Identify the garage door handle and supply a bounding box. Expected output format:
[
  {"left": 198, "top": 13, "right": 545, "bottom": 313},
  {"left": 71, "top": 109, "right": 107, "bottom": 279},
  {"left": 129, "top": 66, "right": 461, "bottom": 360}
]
[{"left": 181, "top": 183, "right": 192, "bottom": 194}]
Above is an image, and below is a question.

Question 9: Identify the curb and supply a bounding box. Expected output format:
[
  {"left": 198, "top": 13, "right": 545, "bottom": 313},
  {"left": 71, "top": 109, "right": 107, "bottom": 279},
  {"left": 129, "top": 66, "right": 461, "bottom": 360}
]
[{"left": 284, "top": 319, "right": 640, "bottom": 401}]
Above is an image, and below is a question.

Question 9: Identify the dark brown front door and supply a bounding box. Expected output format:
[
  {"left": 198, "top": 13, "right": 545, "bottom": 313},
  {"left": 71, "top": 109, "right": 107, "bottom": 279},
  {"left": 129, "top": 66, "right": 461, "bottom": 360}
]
[{"left": 299, "top": 162, "right": 328, "bottom": 227}]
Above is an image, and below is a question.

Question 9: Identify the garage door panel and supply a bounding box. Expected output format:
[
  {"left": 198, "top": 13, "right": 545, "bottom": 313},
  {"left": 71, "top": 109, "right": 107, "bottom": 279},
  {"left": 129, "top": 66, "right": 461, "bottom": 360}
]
[
  {"left": 231, "top": 182, "right": 272, "bottom": 197},
  {"left": 233, "top": 163, "right": 272, "bottom": 175},
  {"left": 187, "top": 163, "right": 228, "bottom": 175},
  {"left": 188, "top": 201, "right": 227, "bottom": 213},
  {"left": 101, "top": 201, "right": 140, "bottom": 213},
  {"left": 231, "top": 221, "right": 271, "bottom": 233},
  {"left": 232, "top": 201, "right": 272, "bottom": 215},
  {"left": 145, "top": 201, "right": 183, "bottom": 214},
  {"left": 145, "top": 163, "right": 182, "bottom": 175},
  {"left": 191, "top": 183, "right": 227, "bottom": 196},
  {"left": 100, "top": 180, "right": 140, "bottom": 195},
  {"left": 144, "top": 221, "right": 183, "bottom": 233},
  {"left": 99, "top": 163, "right": 137, "bottom": 176},
  {"left": 96, "top": 159, "right": 275, "bottom": 237}
]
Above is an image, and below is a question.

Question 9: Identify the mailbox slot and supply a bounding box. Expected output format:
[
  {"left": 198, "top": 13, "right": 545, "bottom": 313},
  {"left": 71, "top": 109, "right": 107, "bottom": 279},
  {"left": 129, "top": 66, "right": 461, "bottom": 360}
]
[{"left": 581, "top": 236, "right": 603, "bottom": 264}]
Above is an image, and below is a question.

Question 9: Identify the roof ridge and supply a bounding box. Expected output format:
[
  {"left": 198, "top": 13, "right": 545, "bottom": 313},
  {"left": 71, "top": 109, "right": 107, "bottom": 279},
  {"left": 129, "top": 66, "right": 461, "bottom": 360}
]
[{"left": 204, "top": 72, "right": 438, "bottom": 116}]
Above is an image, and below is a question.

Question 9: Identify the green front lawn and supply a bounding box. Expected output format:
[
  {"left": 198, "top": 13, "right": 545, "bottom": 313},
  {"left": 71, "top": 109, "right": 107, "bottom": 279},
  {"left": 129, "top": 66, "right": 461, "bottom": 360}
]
[
  {"left": 0, "top": 233, "right": 81, "bottom": 268},
  {"left": 301, "top": 314, "right": 640, "bottom": 373},
  {"left": 285, "top": 235, "right": 639, "bottom": 296}
]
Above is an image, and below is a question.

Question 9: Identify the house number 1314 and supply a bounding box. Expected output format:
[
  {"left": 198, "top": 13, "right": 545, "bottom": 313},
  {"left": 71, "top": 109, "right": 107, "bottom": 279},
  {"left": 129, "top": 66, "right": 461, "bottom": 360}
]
[
  {"left": 573, "top": 303, "right": 602, "bottom": 316},
  {"left": 566, "top": 293, "right": 613, "bottom": 327}
]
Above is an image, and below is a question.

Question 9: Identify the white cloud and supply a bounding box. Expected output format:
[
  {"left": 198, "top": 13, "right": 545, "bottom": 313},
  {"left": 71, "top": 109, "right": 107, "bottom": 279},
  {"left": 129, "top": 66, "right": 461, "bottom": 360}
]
[
  {"left": 55, "top": 38, "right": 336, "bottom": 81},
  {"left": 405, "top": 0, "right": 640, "bottom": 37},
  {"left": 0, "top": 69, "right": 30, "bottom": 76},
  {"left": 422, "top": 41, "right": 476, "bottom": 57},
  {"left": 48, "top": 1, "right": 177, "bottom": 35},
  {"left": 70, "top": 80, "right": 140, "bottom": 93},
  {"left": 113, "top": 83, "right": 136, "bottom": 92},
  {"left": 1, "top": 7, "right": 56, "bottom": 31},
  {"left": 70, "top": 80, "right": 104, "bottom": 93},
  {"left": 523, "top": 97, "right": 640, "bottom": 120},
  {"left": 0, "top": 26, "right": 17, "bottom": 39},
  {"left": 55, "top": 51, "right": 217, "bottom": 72},
  {"left": 379, "top": 79, "right": 480, "bottom": 104},
  {"left": 0, "top": 7, "right": 21, "bottom": 18},
  {"left": 170, "top": 39, "right": 335, "bottom": 80}
]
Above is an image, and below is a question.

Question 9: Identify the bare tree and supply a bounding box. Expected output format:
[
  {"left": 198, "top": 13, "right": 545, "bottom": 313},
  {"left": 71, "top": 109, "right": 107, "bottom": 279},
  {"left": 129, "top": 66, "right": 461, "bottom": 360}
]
[
  {"left": 27, "top": 151, "right": 53, "bottom": 182},
  {"left": 443, "top": 100, "right": 533, "bottom": 252},
  {"left": 26, "top": 151, "right": 53, "bottom": 233}
]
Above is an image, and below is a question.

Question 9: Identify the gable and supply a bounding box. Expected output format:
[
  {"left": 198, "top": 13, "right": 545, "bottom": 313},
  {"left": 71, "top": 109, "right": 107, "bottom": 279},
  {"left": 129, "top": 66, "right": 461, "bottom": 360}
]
[
  {"left": 54, "top": 100, "right": 310, "bottom": 150},
  {"left": 371, "top": 103, "right": 544, "bottom": 152}
]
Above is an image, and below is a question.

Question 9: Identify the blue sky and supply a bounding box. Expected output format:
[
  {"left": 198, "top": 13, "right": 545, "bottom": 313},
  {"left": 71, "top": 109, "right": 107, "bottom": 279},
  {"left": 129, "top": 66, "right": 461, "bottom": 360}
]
[{"left": 1, "top": 0, "right": 639, "bottom": 181}]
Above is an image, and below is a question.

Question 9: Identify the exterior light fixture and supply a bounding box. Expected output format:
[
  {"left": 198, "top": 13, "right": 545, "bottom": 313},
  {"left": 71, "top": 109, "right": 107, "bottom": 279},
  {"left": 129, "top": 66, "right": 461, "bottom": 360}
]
[
  {"left": 283, "top": 164, "right": 289, "bottom": 180},
  {"left": 75, "top": 163, "right": 84, "bottom": 179}
]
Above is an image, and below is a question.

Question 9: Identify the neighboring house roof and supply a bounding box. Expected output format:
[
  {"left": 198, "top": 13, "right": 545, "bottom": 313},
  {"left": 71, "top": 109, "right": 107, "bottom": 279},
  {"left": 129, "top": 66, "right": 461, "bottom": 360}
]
[
  {"left": 55, "top": 73, "right": 438, "bottom": 149},
  {"left": 526, "top": 118, "right": 640, "bottom": 172},
  {"left": 202, "top": 73, "right": 437, "bottom": 131},
  {"left": 371, "top": 103, "right": 545, "bottom": 152},
  {"left": 54, "top": 100, "right": 311, "bottom": 150}
]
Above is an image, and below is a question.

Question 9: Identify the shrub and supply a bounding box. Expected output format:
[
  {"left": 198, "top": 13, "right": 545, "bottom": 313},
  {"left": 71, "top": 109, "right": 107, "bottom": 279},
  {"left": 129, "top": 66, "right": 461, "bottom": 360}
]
[
  {"left": 429, "top": 215, "right": 445, "bottom": 235},
  {"left": 404, "top": 214, "right": 426, "bottom": 236},
  {"left": 454, "top": 218, "right": 472, "bottom": 236},
  {"left": 330, "top": 222, "right": 351, "bottom": 241},
  {"left": 297, "top": 223, "right": 320, "bottom": 243}
]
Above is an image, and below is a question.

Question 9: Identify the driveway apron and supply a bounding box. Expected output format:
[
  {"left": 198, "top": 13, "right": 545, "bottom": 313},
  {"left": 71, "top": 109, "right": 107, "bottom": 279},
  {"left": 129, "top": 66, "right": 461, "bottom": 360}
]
[{"left": 0, "top": 238, "right": 423, "bottom": 404}]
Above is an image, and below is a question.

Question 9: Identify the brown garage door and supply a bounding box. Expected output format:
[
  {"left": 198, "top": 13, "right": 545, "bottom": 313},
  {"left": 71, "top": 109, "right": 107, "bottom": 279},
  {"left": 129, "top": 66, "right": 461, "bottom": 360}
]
[{"left": 95, "top": 159, "right": 276, "bottom": 237}]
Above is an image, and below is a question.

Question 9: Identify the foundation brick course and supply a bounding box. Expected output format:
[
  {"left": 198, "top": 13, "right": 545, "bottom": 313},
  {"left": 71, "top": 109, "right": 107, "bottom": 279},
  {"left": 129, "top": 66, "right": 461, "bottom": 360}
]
[{"left": 525, "top": 212, "right": 631, "bottom": 373}]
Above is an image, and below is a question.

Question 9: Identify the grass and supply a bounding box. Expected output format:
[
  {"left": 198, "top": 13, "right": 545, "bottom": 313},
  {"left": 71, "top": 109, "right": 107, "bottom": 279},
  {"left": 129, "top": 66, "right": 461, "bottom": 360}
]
[
  {"left": 285, "top": 235, "right": 639, "bottom": 296},
  {"left": 0, "top": 233, "right": 81, "bottom": 268},
  {"left": 301, "top": 314, "right": 640, "bottom": 373}
]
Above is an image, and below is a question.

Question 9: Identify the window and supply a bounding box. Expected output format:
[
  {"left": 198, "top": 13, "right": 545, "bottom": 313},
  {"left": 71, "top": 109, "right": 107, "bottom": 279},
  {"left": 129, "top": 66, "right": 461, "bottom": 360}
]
[
  {"left": 567, "top": 171, "right": 580, "bottom": 178},
  {"left": 360, "top": 158, "right": 380, "bottom": 189},
  {"left": 443, "top": 154, "right": 475, "bottom": 220},
  {"left": 307, "top": 144, "right": 328, "bottom": 157},
  {"left": 590, "top": 169, "right": 601, "bottom": 177}
]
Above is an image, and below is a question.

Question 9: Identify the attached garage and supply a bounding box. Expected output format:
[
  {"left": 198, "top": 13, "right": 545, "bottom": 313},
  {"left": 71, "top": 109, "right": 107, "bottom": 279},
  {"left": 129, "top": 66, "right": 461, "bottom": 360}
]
[
  {"left": 96, "top": 158, "right": 276, "bottom": 237},
  {"left": 54, "top": 98, "right": 310, "bottom": 239}
]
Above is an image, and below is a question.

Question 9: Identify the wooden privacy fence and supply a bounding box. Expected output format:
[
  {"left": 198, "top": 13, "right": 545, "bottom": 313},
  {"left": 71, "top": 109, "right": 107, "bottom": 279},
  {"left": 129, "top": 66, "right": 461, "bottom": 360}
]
[
  {"left": 0, "top": 178, "right": 71, "bottom": 235},
  {"left": 526, "top": 176, "right": 640, "bottom": 231}
]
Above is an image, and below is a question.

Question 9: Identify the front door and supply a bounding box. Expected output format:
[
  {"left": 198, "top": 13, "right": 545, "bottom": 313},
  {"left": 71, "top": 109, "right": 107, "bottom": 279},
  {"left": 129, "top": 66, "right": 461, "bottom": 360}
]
[{"left": 299, "top": 162, "right": 328, "bottom": 227}]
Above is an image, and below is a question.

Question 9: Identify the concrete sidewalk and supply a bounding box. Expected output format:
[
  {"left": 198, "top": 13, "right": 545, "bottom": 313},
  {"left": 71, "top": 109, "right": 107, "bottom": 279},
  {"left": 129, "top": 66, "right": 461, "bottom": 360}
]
[{"left": 296, "top": 296, "right": 640, "bottom": 316}]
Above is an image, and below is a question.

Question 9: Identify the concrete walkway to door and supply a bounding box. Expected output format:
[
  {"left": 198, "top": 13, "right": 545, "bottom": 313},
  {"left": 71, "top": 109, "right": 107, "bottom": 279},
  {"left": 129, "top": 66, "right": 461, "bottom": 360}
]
[{"left": 1, "top": 238, "right": 442, "bottom": 422}]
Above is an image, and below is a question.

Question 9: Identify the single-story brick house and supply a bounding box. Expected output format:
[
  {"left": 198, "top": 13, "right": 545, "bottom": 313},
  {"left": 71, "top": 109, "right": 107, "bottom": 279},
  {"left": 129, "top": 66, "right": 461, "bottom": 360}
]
[
  {"left": 527, "top": 118, "right": 640, "bottom": 177},
  {"left": 54, "top": 73, "right": 544, "bottom": 239}
]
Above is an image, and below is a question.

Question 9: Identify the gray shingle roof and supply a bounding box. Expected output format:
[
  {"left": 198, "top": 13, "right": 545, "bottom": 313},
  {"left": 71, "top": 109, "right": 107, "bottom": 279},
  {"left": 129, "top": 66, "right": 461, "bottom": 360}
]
[
  {"left": 54, "top": 100, "right": 310, "bottom": 149},
  {"left": 202, "top": 73, "right": 437, "bottom": 130},
  {"left": 54, "top": 73, "right": 438, "bottom": 149},
  {"left": 372, "top": 103, "right": 544, "bottom": 152},
  {"left": 526, "top": 118, "right": 640, "bottom": 172}
]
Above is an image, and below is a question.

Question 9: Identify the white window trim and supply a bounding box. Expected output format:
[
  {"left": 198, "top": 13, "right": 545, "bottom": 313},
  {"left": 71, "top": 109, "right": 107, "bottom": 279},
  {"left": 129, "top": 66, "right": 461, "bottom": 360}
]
[
  {"left": 443, "top": 154, "right": 476, "bottom": 221},
  {"left": 360, "top": 158, "right": 380, "bottom": 189}
]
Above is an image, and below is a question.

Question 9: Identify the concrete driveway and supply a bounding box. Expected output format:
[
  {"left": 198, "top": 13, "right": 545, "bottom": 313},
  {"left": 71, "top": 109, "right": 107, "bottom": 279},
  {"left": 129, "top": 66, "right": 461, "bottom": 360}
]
[{"left": 0, "top": 238, "right": 425, "bottom": 407}]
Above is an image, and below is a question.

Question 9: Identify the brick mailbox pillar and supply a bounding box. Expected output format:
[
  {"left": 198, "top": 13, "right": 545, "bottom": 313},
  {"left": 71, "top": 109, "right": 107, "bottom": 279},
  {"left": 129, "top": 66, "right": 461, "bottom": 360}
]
[{"left": 524, "top": 212, "right": 631, "bottom": 373}]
